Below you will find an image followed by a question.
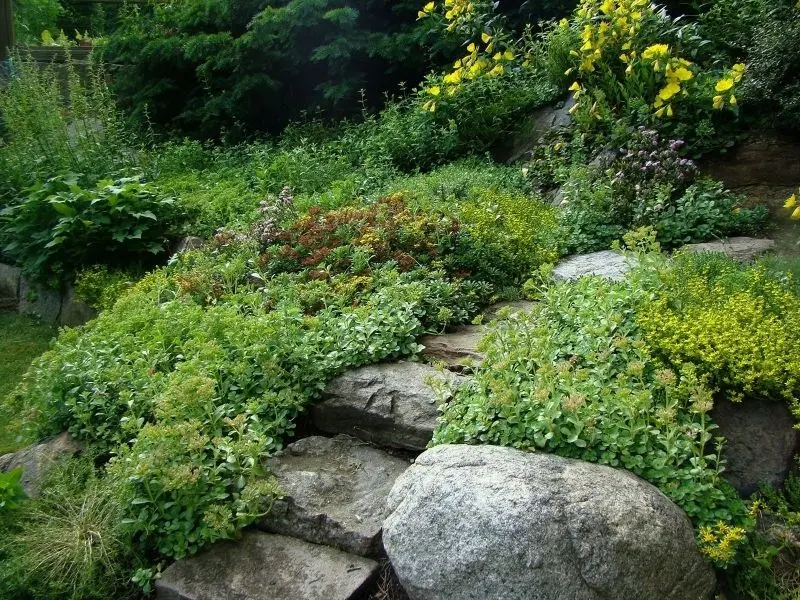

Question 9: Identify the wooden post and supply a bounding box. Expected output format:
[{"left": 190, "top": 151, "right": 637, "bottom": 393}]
[{"left": 0, "top": 0, "right": 14, "bottom": 62}]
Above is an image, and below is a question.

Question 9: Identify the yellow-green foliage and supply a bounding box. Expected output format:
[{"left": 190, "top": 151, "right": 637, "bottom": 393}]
[
  {"left": 458, "top": 188, "right": 564, "bottom": 281},
  {"left": 637, "top": 251, "right": 800, "bottom": 409}
]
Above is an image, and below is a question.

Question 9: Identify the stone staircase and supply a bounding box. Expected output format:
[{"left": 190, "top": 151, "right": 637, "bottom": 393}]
[{"left": 150, "top": 239, "right": 785, "bottom": 600}]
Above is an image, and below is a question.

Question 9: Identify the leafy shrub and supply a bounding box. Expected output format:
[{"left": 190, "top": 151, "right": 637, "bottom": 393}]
[
  {"left": 432, "top": 274, "right": 747, "bottom": 539},
  {"left": 74, "top": 265, "right": 140, "bottom": 311},
  {"left": 12, "top": 0, "right": 61, "bottom": 43},
  {"left": 636, "top": 251, "right": 800, "bottom": 407},
  {"left": 0, "top": 50, "right": 140, "bottom": 200},
  {"left": 729, "top": 467, "right": 800, "bottom": 599},
  {"left": 102, "top": 0, "right": 453, "bottom": 138},
  {"left": 14, "top": 223, "right": 492, "bottom": 564},
  {"left": 1, "top": 173, "right": 180, "bottom": 286},
  {"left": 0, "top": 468, "right": 25, "bottom": 519}
]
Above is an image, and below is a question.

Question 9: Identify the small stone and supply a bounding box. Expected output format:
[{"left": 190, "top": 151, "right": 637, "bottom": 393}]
[
  {"left": 173, "top": 236, "right": 204, "bottom": 255},
  {"left": 313, "top": 362, "right": 465, "bottom": 451},
  {"left": 419, "top": 325, "right": 485, "bottom": 369},
  {"left": 553, "top": 250, "right": 636, "bottom": 282},
  {"left": 0, "top": 433, "right": 84, "bottom": 497},
  {"left": 155, "top": 531, "right": 379, "bottom": 600},
  {"left": 257, "top": 435, "right": 411, "bottom": 557},
  {"left": 0, "top": 262, "right": 21, "bottom": 298},
  {"left": 684, "top": 237, "right": 775, "bottom": 262}
]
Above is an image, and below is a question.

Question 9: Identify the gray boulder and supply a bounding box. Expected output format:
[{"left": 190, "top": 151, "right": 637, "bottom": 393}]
[
  {"left": 59, "top": 285, "right": 98, "bottom": 327},
  {"left": 0, "top": 262, "right": 20, "bottom": 298},
  {"left": 0, "top": 433, "right": 84, "bottom": 497},
  {"left": 173, "top": 236, "right": 204, "bottom": 255},
  {"left": 384, "top": 444, "right": 715, "bottom": 600},
  {"left": 419, "top": 325, "right": 485, "bottom": 370},
  {"left": 684, "top": 237, "right": 775, "bottom": 262},
  {"left": 18, "top": 278, "right": 62, "bottom": 323},
  {"left": 156, "top": 531, "right": 378, "bottom": 600},
  {"left": 257, "top": 435, "right": 411, "bottom": 557},
  {"left": 713, "top": 397, "right": 800, "bottom": 496},
  {"left": 553, "top": 250, "right": 636, "bottom": 282},
  {"left": 313, "top": 362, "right": 464, "bottom": 451}
]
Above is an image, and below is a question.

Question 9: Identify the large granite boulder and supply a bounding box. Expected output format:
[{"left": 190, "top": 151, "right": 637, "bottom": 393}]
[
  {"left": 383, "top": 444, "right": 715, "bottom": 600},
  {"left": 713, "top": 397, "right": 800, "bottom": 497},
  {"left": 0, "top": 433, "right": 84, "bottom": 497},
  {"left": 553, "top": 250, "right": 636, "bottom": 282},
  {"left": 257, "top": 435, "right": 411, "bottom": 557},
  {"left": 312, "top": 362, "right": 465, "bottom": 451},
  {"left": 684, "top": 237, "right": 775, "bottom": 262},
  {"left": 156, "top": 531, "right": 378, "bottom": 600}
]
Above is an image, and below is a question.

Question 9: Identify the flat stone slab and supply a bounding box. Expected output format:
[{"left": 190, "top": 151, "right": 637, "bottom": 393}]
[
  {"left": 257, "top": 435, "right": 411, "bottom": 557},
  {"left": 313, "top": 362, "right": 465, "bottom": 451},
  {"left": 684, "top": 237, "right": 775, "bottom": 262},
  {"left": 419, "top": 325, "right": 485, "bottom": 369},
  {"left": 553, "top": 250, "right": 635, "bottom": 282},
  {"left": 156, "top": 531, "right": 379, "bottom": 600},
  {"left": 481, "top": 300, "right": 535, "bottom": 321},
  {"left": 0, "top": 433, "right": 83, "bottom": 497}
]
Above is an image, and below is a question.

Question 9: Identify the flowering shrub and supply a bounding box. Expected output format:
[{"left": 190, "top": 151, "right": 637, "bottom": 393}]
[{"left": 559, "top": 129, "right": 764, "bottom": 251}]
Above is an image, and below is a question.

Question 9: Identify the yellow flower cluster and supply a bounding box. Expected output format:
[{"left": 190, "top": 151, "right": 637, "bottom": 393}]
[
  {"left": 698, "top": 521, "right": 748, "bottom": 565},
  {"left": 417, "top": 0, "right": 475, "bottom": 31},
  {"left": 422, "top": 32, "right": 515, "bottom": 111},
  {"left": 712, "top": 63, "right": 745, "bottom": 109},
  {"left": 784, "top": 189, "right": 800, "bottom": 220},
  {"left": 571, "top": 0, "right": 650, "bottom": 74},
  {"left": 641, "top": 44, "right": 694, "bottom": 117}
]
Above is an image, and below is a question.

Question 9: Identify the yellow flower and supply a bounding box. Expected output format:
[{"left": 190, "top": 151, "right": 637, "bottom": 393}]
[
  {"left": 503, "top": 50, "right": 515, "bottom": 61},
  {"left": 792, "top": 206, "right": 800, "bottom": 220},
  {"left": 488, "top": 64, "right": 504, "bottom": 77},
  {"left": 785, "top": 194, "right": 798, "bottom": 208},
  {"left": 642, "top": 44, "right": 670, "bottom": 60},
  {"left": 428, "top": 85, "right": 441, "bottom": 96},
  {"left": 600, "top": 0, "right": 615, "bottom": 14},
  {"left": 619, "top": 53, "right": 630, "bottom": 62},
  {"left": 658, "top": 81, "right": 681, "bottom": 100},
  {"left": 422, "top": 100, "right": 436, "bottom": 112},
  {"left": 715, "top": 78, "right": 734, "bottom": 92},
  {"left": 424, "top": 1, "right": 435, "bottom": 11},
  {"left": 467, "top": 42, "right": 476, "bottom": 53},
  {"left": 481, "top": 32, "right": 491, "bottom": 43},
  {"left": 713, "top": 95, "right": 724, "bottom": 109},
  {"left": 569, "top": 81, "right": 581, "bottom": 91},
  {"left": 443, "top": 71, "right": 461, "bottom": 84},
  {"left": 729, "top": 95, "right": 737, "bottom": 106},
  {"left": 672, "top": 66, "right": 693, "bottom": 81}
]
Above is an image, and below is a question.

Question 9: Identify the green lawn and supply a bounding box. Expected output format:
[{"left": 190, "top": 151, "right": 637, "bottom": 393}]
[{"left": 0, "top": 311, "right": 55, "bottom": 455}]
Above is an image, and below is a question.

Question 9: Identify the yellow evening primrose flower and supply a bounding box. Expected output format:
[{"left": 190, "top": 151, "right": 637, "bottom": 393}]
[
  {"left": 467, "top": 43, "right": 476, "bottom": 53},
  {"left": 620, "top": 53, "right": 630, "bottom": 62},
  {"left": 424, "top": 1, "right": 435, "bottom": 11},
  {"left": 569, "top": 81, "right": 581, "bottom": 91},
  {"left": 658, "top": 81, "right": 681, "bottom": 100},
  {"left": 786, "top": 194, "right": 798, "bottom": 208},
  {"left": 713, "top": 95, "right": 724, "bottom": 109},
  {"left": 503, "top": 50, "right": 514, "bottom": 61},
  {"left": 655, "top": 106, "right": 666, "bottom": 118},
  {"left": 428, "top": 85, "right": 441, "bottom": 96},
  {"left": 482, "top": 32, "right": 491, "bottom": 43},
  {"left": 672, "top": 66, "right": 693, "bottom": 81},
  {"left": 730, "top": 95, "right": 737, "bottom": 106},
  {"left": 642, "top": 44, "right": 670, "bottom": 60},
  {"left": 715, "top": 78, "right": 734, "bottom": 92},
  {"left": 792, "top": 206, "right": 800, "bottom": 220}
]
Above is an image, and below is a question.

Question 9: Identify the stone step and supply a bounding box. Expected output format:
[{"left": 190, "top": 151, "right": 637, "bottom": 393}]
[
  {"left": 312, "top": 362, "right": 466, "bottom": 452},
  {"left": 684, "top": 236, "right": 775, "bottom": 262},
  {"left": 155, "top": 531, "right": 378, "bottom": 600},
  {"left": 419, "top": 325, "right": 486, "bottom": 370},
  {"left": 257, "top": 435, "right": 411, "bottom": 557}
]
